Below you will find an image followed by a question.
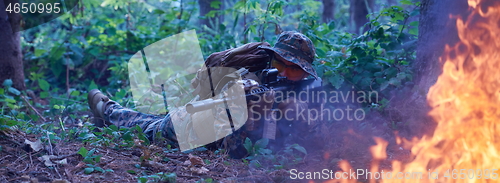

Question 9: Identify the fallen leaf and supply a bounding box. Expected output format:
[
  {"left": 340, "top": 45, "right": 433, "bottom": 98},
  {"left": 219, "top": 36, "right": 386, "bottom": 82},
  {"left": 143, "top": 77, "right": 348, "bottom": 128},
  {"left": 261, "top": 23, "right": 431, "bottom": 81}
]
[
  {"left": 54, "top": 158, "right": 67, "bottom": 165},
  {"left": 39, "top": 155, "right": 57, "bottom": 166},
  {"left": 188, "top": 154, "right": 205, "bottom": 167},
  {"left": 31, "top": 178, "right": 40, "bottom": 183},
  {"left": 182, "top": 160, "right": 191, "bottom": 166},
  {"left": 24, "top": 139, "right": 43, "bottom": 152},
  {"left": 134, "top": 139, "right": 144, "bottom": 146},
  {"left": 38, "top": 155, "right": 67, "bottom": 167},
  {"left": 189, "top": 166, "right": 209, "bottom": 174},
  {"left": 75, "top": 162, "right": 86, "bottom": 169}
]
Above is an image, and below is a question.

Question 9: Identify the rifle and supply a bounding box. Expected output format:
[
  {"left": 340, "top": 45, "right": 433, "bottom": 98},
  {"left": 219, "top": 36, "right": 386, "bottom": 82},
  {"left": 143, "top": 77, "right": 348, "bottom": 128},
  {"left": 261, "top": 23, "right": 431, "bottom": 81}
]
[{"left": 186, "top": 68, "right": 323, "bottom": 114}]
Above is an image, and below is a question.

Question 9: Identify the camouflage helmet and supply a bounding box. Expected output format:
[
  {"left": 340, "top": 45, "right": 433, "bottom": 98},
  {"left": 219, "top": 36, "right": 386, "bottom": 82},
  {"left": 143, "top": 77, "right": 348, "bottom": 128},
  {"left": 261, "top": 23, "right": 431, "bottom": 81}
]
[{"left": 260, "top": 31, "right": 318, "bottom": 79}]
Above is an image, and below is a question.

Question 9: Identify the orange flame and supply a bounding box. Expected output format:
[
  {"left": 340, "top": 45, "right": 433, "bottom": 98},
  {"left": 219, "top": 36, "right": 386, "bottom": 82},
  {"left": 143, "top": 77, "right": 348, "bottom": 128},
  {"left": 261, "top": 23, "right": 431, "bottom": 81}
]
[
  {"left": 369, "top": 137, "right": 388, "bottom": 183},
  {"left": 384, "top": 0, "right": 500, "bottom": 182},
  {"left": 468, "top": 0, "right": 480, "bottom": 8},
  {"left": 332, "top": 1, "right": 500, "bottom": 182}
]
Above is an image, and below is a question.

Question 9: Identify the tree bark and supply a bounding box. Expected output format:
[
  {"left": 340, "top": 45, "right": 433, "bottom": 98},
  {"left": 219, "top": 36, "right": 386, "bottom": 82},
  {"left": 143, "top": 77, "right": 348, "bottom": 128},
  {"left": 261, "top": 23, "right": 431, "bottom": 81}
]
[
  {"left": 349, "top": 0, "right": 373, "bottom": 33},
  {"left": 322, "top": 0, "right": 334, "bottom": 23},
  {"left": 414, "top": 0, "right": 469, "bottom": 91},
  {"left": 0, "top": 0, "right": 25, "bottom": 90},
  {"left": 198, "top": 0, "right": 223, "bottom": 29},
  {"left": 389, "top": 0, "right": 470, "bottom": 138}
]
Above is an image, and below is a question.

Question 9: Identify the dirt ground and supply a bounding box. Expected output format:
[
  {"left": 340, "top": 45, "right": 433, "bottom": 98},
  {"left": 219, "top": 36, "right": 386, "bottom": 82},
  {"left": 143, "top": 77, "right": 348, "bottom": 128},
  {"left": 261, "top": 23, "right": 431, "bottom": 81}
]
[
  {"left": 0, "top": 129, "right": 280, "bottom": 182},
  {"left": 0, "top": 90, "right": 431, "bottom": 183},
  {"left": 0, "top": 117, "right": 425, "bottom": 182}
]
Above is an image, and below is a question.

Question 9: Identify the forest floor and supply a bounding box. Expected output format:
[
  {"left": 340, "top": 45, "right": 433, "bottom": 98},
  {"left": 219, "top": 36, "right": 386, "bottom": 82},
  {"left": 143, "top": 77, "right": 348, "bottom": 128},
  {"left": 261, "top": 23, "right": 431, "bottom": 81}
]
[{"left": 0, "top": 92, "right": 430, "bottom": 183}]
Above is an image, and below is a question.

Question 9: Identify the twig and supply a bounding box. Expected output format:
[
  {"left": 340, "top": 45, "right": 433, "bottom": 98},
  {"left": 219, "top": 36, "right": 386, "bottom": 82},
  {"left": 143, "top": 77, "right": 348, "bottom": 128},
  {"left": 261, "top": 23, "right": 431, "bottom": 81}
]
[
  {"left": 29, "top": 153, "right": 33, "bottom": 168},
  {"left": 173, "top": 79, "right": 193, "bottom": 97},
  {"left": 243, "top": 0, "right": 247, "bottom": 43},
  {"left": 4, "top": 135, "right": 23, "bottom": 146},
  {"left": 177, "top": 0, "right": 183, "bottom": 33},
  {"left": 182, "top": 0, "right": 196, "bottom": 31},
  {"left": 49, "top": 97, "right": 84, "bottom": 104},
  {"left": 64, "top": 168, "right": 74, "bottom": 183},
  {"left": 260, "top": 2, "right": 272, "bottom": 41},
  {"left": 54, "top": 165, "right": 62, "bottom": 179},
  {"left": 47, "top": 132, "right": 54, "bottom": 155},
  {"left": 0, "top": 155, "right": 11, "bottom": 162},
  {"left": 177, "top": 174, "right": 201, "bottom": 179},
  {"left": 22, "top": 163, "right": 30, "bottom": 172},
  {"left": 7, "top": 177, "right": 25, "bottom": 182},
  {"left": 66, "top": 61, "right": 70, "bottom": 98},
  {"left": 48, "top": 153, "right": 79, "bottom": 161},
  {"left": 21, "top": 95, "right": 46, "bottom": 122}
]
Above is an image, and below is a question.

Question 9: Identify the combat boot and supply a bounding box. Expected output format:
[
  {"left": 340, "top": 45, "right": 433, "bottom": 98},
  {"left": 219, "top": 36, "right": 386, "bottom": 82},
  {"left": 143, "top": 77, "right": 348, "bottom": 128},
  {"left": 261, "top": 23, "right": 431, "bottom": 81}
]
[{"left": 87, "top": 89, "right": 116, "bottom": 127}]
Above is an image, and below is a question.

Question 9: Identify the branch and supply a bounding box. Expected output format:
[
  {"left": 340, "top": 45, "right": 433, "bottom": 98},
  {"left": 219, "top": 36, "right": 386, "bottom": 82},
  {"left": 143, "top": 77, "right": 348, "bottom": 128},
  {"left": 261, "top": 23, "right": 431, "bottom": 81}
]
[{"left": 21, "top": 95, "right": 47, "bottom": 122}]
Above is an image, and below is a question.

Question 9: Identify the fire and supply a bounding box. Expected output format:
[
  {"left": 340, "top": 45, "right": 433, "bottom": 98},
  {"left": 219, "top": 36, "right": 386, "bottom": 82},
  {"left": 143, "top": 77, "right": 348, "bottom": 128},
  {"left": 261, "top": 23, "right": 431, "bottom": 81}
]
[
  {"left": 369, "top": 137, "right": 388, "bottom": 183},
  {"left": 468, "top": 0, "right": 480, "bottom": 8},
  {"left": 384, "top": 0, "right": 500, "bottom": 182},
  {"left": 330, "top": 0, "right": 500, "bottom": 182}
]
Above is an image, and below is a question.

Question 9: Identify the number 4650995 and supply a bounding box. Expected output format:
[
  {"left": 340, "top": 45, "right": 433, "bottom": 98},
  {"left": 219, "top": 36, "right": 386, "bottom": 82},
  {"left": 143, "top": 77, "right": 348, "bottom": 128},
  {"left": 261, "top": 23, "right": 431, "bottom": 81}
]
[{"left": 5, "top": 3, "right": 61, "bottom": 14}]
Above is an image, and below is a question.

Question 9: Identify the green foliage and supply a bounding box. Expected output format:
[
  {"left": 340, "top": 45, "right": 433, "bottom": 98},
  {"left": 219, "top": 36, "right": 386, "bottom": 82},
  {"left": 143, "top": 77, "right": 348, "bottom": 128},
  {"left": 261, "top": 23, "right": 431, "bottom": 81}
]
[
  {"left": 243, "top": 138, "right": 272, "bottom": 158},
  {"left": 78, "top": 147, "right": 102, "bottom": 164},
  {"left": 242, "top": 138, "right": 308, "bottom": 170},
  {"left": 79, "top": 124, "right": 149, "bottom": 148},
  {"left": 83, "top": 163, "right": 114, "bottom": 174},
  {"left": 197, "top": 178, "right": 214, "bottom": 183},
  {"left": 77, "top": 146, "right": 114, "bottom": 174},
  {"left": 137, "top": 172, "right": 177, "bottom": 183},
  {"left": 3, "top": 79, "right": 21, "bottom": 96},
  {"left": 19, "top": 0, "right": 421, "bottom": 113},
  {"left": 242, "top": 138, "right": 273, "bottom": 168},
  {"left": 310, "top": 3, "right": 420, "bottom": 110},
  {"left": 276, "top": 143, "right": 308, "bottom": 168},
  {"left": 0, "top": 79, "right": 29, "bottom": 131}
]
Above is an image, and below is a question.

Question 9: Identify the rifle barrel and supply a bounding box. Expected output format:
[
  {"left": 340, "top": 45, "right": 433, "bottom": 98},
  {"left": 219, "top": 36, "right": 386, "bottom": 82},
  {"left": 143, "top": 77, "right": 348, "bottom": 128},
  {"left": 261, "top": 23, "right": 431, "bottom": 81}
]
[{"left": 186, "top": 98, "right": 226, "bottom": 113}]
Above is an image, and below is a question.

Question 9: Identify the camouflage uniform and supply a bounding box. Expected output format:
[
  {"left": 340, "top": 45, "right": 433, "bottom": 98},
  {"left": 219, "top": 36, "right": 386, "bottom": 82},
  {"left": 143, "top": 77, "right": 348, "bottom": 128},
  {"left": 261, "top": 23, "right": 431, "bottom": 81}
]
[
  {"left": 259, "top": 31, "right": 318, "bottom": 79},
  {"left": 99, "top": 31, "right": 322, "bottom": 158},
  {"left": 103, "top": 95, "right": 249, "bottom": 158},
  {"left": 103, "top": 103, "right": 178, "bottom": 147}
]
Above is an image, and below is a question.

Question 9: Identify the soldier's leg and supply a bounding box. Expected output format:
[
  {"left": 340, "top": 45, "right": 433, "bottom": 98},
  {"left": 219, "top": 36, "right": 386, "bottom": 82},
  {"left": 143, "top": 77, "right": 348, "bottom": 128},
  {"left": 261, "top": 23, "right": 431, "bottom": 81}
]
[
  {"left": 103, "top": 104, "right": 178, "bottom": 146},
  {"left": 88, "top": 89, "right": 178, "bottom": 147}
]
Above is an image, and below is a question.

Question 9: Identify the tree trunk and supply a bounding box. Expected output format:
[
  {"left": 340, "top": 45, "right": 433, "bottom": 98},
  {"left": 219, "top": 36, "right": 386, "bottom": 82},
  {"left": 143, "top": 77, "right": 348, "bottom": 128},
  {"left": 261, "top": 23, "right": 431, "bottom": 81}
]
[
  {"left": 390, "top": 0, "right": 470, "bottom": 138},
  {"left": 349, "top": 0, "right": 373, "bottom": 33},
  {"left": 198, "top": 0, "right": 223, "bottom": 29},
  {"left": 414, "top": 0, "right": 469, "bottom": 92},
  {"left": 322, "top": 0, "right": 334, "bottom": 23},
  {"left": 0, "top": 0, "right": 25, "bottom": 90}
]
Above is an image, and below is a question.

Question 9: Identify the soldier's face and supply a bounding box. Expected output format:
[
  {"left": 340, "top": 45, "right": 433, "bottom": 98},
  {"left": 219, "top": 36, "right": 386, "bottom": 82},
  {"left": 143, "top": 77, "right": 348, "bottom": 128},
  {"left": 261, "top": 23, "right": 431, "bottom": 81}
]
[{"left": 271, "top": 57, "right": 309, "bottom": 81}]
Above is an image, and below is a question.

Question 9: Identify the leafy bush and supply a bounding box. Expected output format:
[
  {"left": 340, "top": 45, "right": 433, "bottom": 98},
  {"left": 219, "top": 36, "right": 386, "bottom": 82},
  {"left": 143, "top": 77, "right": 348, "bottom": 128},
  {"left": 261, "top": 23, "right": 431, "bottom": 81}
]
[
  {"left": 310, "top": 3, "right": 420, "bottom": 110},
  {"left": 0, "top": 79, "right": 27, "bottom": 130}
]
